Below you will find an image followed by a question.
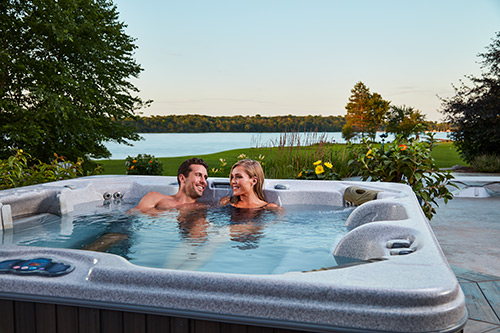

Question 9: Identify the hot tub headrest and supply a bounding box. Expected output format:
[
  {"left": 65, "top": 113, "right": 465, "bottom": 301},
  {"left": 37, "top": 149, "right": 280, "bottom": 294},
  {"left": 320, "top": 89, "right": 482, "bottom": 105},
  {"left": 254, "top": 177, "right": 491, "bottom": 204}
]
[{"left": 344, "top": 186, "right": 380, "bottom": 206}]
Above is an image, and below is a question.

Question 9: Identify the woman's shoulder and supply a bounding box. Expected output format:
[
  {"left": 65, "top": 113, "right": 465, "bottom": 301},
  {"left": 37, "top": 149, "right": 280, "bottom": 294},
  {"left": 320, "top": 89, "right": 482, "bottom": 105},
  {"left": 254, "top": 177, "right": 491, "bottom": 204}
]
[
  {"left": 263, "top": 202, "right": 280, "bottom": 209},
  {"left": 219, "top": 196, "right": 231, "bottom": 206}
]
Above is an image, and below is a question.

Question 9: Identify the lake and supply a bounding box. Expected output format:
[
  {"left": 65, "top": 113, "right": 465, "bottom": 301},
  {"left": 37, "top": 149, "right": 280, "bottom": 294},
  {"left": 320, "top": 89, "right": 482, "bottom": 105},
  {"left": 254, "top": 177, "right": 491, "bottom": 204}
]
[{"left": 102, "top": 132, "right": 452, "bottom": 159}]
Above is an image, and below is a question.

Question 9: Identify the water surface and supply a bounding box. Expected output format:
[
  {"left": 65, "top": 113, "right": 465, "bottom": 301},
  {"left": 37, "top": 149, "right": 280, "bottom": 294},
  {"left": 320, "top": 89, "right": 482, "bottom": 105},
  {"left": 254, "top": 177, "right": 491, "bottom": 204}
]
[{"left": 6, "top": 202, "right": 356, "bottom": 274}]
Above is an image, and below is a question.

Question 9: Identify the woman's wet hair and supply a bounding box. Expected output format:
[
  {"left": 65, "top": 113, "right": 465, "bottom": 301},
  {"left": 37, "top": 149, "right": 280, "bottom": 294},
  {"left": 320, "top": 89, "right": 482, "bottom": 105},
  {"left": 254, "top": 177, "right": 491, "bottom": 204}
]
[
  {"left": 230, "top": 159, "right": 266, "bottom": 202},
  {"left": 177, "top": 158, "right": 208, "bottom": 184}
]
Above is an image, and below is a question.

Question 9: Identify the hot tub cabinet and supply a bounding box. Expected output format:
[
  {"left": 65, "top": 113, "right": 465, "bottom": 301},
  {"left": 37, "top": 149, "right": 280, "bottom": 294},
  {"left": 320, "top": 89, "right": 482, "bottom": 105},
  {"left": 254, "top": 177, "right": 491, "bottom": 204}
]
[{"left": 0, "top": 176, "right": 467, "bottom": 332}]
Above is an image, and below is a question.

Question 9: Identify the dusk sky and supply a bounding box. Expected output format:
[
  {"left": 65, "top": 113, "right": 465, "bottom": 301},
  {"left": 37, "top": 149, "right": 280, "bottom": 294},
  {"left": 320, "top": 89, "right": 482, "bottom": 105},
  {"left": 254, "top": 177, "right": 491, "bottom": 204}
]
[{"left": 114, "top": 0, "right": 500, "bottom": 121}]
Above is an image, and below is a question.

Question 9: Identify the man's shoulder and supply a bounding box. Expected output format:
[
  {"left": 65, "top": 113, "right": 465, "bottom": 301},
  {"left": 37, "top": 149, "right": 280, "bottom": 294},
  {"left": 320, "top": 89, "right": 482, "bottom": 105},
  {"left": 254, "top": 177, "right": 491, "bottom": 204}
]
[
  {"left": 138, "top": 191, "right": 173, "bottom": 207},
  {"left": 144, "top": 191, "right": 167, "bottom": 198}
]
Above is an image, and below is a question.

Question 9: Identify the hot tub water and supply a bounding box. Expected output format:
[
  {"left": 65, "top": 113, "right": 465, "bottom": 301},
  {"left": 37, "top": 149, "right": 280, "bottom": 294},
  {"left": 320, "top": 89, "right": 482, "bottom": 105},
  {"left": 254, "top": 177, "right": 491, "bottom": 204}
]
[{"left": 2, "top": 202, "right": 356, "bottom": 274}]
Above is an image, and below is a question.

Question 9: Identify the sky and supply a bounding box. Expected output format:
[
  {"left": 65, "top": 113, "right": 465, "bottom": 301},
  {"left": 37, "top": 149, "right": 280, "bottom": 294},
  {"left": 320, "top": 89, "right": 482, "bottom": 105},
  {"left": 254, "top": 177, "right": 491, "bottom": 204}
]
[{"left": 113, "top": 0, "right": 500, "bottom": 122}]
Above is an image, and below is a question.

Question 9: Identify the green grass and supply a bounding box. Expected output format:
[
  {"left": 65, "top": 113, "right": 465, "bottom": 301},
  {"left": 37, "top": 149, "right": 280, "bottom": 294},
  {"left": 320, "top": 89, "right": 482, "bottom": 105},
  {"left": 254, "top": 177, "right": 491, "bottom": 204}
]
[
  {"left": 96, "top": 142, "right": 467, "bottom": 176},
  {"left": 432, "top": 142, "right": 467, "bottom": 169}
]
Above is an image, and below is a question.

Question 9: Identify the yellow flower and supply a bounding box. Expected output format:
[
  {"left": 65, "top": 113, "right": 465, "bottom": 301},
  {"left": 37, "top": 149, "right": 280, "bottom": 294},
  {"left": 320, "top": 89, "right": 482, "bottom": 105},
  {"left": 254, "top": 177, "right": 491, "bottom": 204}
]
[
  {"left": 366, "top": 150, "right": 373, "bottom": 159},
  {"left": 315, "top": 165, "right": 324, "bottom": 174},
  {"left": 130, "top": 165, "right": 134, "bottom": 170},
  {"left": 298, "top": 171, "right": 303, "bottom": 178},
  {"left": 132, "top": 159, "right": 137, "bottom": 163},
  {"left": 324, "top": 162, "right": 333, "bottom": 169},
  {"left": 238, "top": 153, "right": 247, "bottom": 159},
  {"left": 313, "top": 160, "right": 322, "bottom": 165}
]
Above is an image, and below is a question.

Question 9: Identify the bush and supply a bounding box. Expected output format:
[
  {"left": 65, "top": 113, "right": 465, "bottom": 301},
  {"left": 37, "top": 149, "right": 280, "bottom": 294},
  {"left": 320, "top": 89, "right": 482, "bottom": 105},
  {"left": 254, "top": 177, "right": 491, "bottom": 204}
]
[
  {"left": 0, "top": 150, "right": 87, "bottom": 190},
  {"left": 350, "top": 135, "right": 456, "bottom": 220},
  {"left": 125, "top": 154, "right": 163, "bottom": 175},
  {"left": 471, "top": 154, "right": 500, "bottom": 173}
]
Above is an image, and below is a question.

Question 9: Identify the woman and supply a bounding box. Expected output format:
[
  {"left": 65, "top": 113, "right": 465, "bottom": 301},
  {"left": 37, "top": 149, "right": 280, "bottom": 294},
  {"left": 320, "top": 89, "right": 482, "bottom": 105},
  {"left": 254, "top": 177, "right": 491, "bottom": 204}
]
[{"left": 219, "top": 159, "right": 279, "bottom": 209}]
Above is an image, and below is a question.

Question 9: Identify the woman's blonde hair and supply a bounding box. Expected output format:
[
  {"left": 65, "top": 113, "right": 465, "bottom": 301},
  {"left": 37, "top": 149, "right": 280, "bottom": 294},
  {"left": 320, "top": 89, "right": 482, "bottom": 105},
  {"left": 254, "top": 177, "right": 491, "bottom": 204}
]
[{"left": 230, "top": 159, "right": 266, "bottom": 202}]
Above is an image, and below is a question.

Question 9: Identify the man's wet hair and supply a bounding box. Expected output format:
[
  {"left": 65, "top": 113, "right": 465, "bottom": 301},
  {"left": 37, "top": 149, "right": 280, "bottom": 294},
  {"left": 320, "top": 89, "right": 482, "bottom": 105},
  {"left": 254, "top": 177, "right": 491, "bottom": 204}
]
[{"left": 177, "top": 158, "right": 208, "bottom": 185}]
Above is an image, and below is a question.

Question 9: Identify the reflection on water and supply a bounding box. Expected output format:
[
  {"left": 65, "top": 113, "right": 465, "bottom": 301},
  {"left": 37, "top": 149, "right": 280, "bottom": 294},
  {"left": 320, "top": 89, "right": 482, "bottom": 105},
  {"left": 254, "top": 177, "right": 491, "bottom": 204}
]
[
  {"left": 176, "top": 207, "right": 210, "bottom": 243},
  {"left": 6, "top": 203, "right": 356, "bottom": 274},
  {"left": 227, "top": 206, "right": 270, "bottom": 250}
]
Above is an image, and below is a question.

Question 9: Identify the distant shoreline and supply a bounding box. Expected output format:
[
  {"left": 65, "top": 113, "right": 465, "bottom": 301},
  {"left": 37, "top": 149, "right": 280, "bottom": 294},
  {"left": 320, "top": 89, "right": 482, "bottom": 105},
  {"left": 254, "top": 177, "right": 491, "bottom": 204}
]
[{"left": 118, "top": 114, "right": 451, "bottom": 133}]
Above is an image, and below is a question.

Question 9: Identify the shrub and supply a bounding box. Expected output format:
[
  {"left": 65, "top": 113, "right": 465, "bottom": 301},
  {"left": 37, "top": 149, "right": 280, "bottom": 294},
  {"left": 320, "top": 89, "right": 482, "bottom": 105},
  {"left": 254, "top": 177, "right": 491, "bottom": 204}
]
[
  {"left": 471, "top": 154, "right": 500, "bottom": 173},
  {"left": 350, "top": 135, "right": 456, "bottom": 220},
  {"left": 125, "top": 154, "right": 163, "bottom": 175},
  {"left": 0, "top": 150, "right": 87, "bottom": 190}
]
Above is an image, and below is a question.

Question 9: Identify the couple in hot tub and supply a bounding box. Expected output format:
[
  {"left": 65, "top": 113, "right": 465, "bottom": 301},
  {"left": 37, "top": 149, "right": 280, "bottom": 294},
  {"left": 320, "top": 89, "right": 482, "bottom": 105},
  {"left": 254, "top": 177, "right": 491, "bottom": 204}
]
[{"left": 130, "top": 157, "right": 279, "bottom": 214}]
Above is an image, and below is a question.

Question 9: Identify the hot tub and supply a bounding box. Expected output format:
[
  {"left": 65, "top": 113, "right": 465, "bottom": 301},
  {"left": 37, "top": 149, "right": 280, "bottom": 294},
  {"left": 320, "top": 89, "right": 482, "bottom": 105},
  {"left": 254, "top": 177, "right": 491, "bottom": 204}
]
[{"left": 0, "top": 176, "right": 466, "bottom": 332}]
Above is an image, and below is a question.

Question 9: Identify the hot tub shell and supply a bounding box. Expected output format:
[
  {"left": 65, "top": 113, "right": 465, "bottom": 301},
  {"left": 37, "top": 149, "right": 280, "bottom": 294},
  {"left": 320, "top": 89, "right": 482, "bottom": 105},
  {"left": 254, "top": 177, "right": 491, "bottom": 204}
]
[{"left": 0, "top": 176, "right": 467, "bottom": 332}]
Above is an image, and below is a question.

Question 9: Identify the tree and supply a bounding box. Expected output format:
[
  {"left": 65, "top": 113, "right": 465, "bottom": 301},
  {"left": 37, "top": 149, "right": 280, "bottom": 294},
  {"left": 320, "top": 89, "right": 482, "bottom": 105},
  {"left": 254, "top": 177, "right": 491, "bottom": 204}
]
[
  {"left": 341, "top": 123, "right": 358, "bottom": 142},
  {"left": 385, "top": 105, "right": 427, "bottom": 139},
  {"left": 440, "top": 31, "right": 500, "bottom": 163},
  {"left": 0, "top": 0, "right": 149, "bottom": 162},
  {"left": 345, "top": 82, "right": 390, "bottom": 140}
]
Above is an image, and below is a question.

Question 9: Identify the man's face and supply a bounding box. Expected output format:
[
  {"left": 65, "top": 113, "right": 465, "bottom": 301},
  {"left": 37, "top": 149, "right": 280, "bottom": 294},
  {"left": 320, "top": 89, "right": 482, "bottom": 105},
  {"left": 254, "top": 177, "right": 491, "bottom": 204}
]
[{"left": 181, "top": 164, "right": 208, "bottom": 199}]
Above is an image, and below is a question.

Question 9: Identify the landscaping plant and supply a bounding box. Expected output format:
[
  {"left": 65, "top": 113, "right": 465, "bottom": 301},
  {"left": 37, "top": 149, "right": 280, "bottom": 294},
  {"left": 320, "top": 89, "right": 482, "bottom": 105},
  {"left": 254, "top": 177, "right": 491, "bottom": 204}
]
[
  {"left": 125, "top": 154, "right": 163, "bottom": 175},
  {"left": 0, "top": 150, "right": 88, "bottom": 190},
  {"left": 350, "top": 135, "right": 456, "bottom": 220},
  {"left": 471, "top": 154, "right": 500, "bottom": 173},
  {"left": 261, "top": 131, "right": 339, "bottom": 179},
  {"left": 297, "top": 159, "right": 340, "bottom": 180}
]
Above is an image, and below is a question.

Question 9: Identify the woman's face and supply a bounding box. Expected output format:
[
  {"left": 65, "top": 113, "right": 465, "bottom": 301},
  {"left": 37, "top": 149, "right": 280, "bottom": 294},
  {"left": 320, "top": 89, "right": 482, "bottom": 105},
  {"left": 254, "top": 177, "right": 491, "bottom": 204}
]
[{"left": 230, "top": 165, "right": 256, "bottom": 197}]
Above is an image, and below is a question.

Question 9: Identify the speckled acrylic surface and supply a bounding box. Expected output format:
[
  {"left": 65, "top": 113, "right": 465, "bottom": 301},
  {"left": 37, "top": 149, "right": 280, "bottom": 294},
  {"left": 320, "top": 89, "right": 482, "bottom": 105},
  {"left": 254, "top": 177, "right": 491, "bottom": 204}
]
[{"left": 0, "top": 176, "right": 467, "bottom": 332}]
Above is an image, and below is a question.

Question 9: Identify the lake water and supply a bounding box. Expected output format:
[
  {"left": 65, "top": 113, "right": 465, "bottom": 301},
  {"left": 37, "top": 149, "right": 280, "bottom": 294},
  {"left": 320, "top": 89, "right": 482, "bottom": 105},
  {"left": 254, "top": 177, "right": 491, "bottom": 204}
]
[{"left": 103, "top": 132, "right": 451, "bottom": 159}]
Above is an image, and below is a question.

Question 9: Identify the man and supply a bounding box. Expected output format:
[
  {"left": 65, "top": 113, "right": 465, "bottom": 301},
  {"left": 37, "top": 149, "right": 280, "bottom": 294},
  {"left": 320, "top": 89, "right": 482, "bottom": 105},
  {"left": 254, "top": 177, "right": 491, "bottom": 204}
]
[{"left": 130, "top": 158, "right": 209, "bottom": 213}]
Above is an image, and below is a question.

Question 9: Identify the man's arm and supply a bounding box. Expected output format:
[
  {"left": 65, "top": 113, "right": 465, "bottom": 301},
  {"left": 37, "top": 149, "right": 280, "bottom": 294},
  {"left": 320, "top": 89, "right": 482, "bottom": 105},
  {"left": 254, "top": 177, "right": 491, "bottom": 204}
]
[{"left": 127, "top": 191, "right": 164, "bottom": 214}]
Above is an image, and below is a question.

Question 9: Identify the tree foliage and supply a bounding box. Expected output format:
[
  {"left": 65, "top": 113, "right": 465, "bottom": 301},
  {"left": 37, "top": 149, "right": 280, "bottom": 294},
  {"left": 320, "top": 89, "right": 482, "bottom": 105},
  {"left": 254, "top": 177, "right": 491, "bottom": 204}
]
[
  {"left": 120, "top": 114, "right": 347, "bottom": 133},
  {"left": 340, "top": 123, "right": 358, "bottom": 142},
  {"left": 440, "top": 31, "right": 500, "bottom": 163},
  {"left": 344, "top": 82, "right": 390, "bottom": 140},
  {"left": 385, "top": 105, "right": 427, "bottom": 139},
  {"left": 118, "top": 114, "right": 449, "bottom": 134},
  {"left": 0, "top": 0, "right": 148, "bottom": 162}
]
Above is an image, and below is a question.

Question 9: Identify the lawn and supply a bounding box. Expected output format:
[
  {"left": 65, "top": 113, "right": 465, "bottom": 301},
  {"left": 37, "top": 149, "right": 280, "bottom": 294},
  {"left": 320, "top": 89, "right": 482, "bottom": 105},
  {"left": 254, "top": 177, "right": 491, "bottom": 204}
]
[
  {"left": 96, "top": 142, "right": 466, "bottom": 176},
  {"left": 431, "top": 142, "right": 466, "bottom": 168}
]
